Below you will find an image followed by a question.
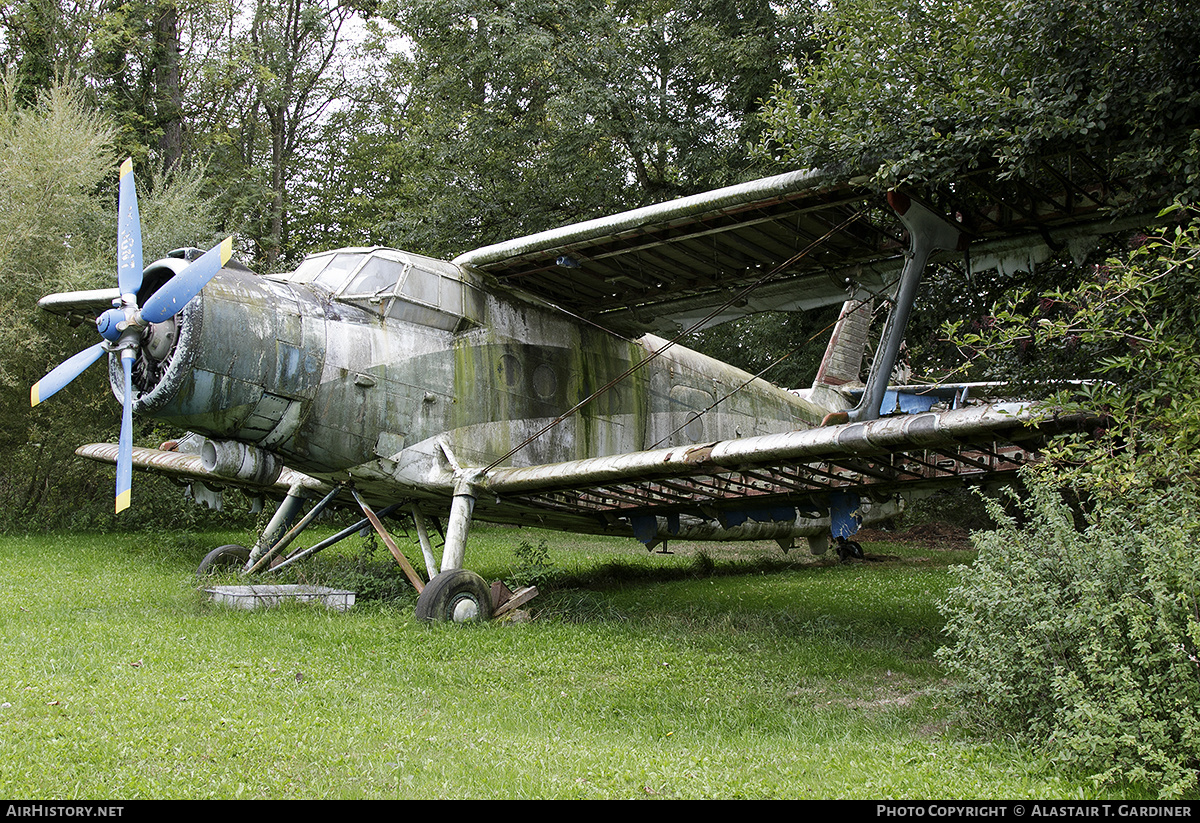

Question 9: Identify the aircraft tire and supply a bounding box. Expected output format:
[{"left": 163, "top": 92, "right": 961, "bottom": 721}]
[
  {"left": 197, "top": 543, "right": 250, "bottom": 576},
  {"left": 415, "top": 569, "right": 493, "bottom": 623},
  {"left": 836, "top": 540, "right": 864, "bottom": 561}
]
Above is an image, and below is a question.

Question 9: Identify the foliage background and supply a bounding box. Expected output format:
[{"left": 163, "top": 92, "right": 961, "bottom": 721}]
[
  {"left": 0, "top": 0, "right": 816, "bottom": 528},
  {"left": 2, "top": 0, "right": 1200, "bottom": 793}
]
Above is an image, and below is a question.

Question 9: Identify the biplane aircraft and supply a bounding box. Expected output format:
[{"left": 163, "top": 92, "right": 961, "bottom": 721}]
[{"left": 32, "top": 156, "right": 1150, "bottom": 620}]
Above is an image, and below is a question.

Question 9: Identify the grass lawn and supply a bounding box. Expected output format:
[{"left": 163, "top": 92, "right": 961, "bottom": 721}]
[{"left": 0, "top": 523, "right": 1147, "bottom": 799}]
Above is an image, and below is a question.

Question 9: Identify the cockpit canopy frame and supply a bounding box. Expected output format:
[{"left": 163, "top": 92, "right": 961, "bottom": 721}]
[{"left": 272, "top": 247, "right": 483, "bottom": 332}]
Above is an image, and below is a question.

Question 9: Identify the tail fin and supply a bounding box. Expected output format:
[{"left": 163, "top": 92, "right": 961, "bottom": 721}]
[{"left": 812, "top": 298, "right": 872, "bottom": 390}]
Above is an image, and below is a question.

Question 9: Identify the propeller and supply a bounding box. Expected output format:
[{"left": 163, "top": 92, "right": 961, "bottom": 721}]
[{"left": 31, "top": 157, "right": 233, "bottom": 513}]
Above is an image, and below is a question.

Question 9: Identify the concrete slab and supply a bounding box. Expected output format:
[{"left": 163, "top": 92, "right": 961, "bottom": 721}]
[{"left": 203, "top": 584, "right": 356, "bottom": 612}]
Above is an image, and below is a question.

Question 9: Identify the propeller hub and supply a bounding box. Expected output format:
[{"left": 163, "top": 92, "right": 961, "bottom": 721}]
[{"left": 96, "top": 308, "right": 125, "bottom": 342}]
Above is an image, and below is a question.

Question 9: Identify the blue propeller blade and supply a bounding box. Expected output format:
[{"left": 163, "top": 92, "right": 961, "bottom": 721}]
[
  {"left": 30, "top": 342, "right": 107, "bottom": 407},
  {"left": 116, "top": 158, "right": 143, "bottom": 297},
  {"left": 140, "top": 237, "right": 233, "bottom": 324},
  {"left": 116, "top": 349, "right": 134, "bottom": 513},
  {"left": 33, "top": 160, "right": 237, "bottom": 513}
]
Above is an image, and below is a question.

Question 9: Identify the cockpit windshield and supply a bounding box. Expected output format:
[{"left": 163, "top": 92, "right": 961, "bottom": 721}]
[{"left": 272, "top": 247, "right": 482, "bottom": 331}]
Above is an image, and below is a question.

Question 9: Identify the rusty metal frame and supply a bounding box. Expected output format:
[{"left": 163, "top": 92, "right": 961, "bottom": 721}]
[{"left": 494, "top": 435, "right": 1035, "bottom": 524}]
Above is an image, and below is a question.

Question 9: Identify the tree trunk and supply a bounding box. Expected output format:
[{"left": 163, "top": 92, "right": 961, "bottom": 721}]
[{"left": 153, "top": 0, "right": 184, "bottom": 173}]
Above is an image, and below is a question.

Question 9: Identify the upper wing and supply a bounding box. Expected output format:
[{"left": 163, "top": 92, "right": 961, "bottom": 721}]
[{"left": 454, "top": 161, "right": 1160, "bottom": 336}]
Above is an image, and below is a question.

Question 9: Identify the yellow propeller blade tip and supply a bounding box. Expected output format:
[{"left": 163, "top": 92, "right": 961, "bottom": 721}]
[
  {"left": 30, "top": 383, "right": 40, "bottom": 407},
  {"left": 120, "top": 157, "right": 133, "bottom": 177},
  {"left": 116, "top": 490, "right": 131, "bottom": 514}
]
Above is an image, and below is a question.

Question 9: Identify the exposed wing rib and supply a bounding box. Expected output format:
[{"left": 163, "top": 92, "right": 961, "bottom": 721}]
[
  {"left": 479, "top": 403, "right": 1089, "bottom": 526},
  {"left": 453, "top": 161, "right": 1164, "bottom": 336}
]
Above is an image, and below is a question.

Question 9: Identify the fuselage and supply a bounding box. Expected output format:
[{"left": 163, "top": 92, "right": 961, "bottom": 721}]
[{"left": 120, "top": 248, "right": 831, "bottom": 510}]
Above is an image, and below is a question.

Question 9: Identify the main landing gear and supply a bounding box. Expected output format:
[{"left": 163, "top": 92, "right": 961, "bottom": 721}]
[
  {"left": 196, "top": 543, "right": 250, "bottom": 575},
  {"left": 834, "top": 536, "right": 864, "bottom": 562},
  {"left": 197, "top": 478, "right": 534, "bottom": 623}
]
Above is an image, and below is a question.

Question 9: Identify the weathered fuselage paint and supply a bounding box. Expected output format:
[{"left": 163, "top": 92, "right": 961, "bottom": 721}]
[{"left": 122, "top": 259, "right": 830, "bottom": 514}]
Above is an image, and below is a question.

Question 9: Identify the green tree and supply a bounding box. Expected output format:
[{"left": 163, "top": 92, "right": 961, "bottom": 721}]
[
  {"left": 0, "top": 79, "right": 113, "bottom": 392},
  {"left": 0, "top": 80, "right": 116, "bottom": 526},
  {"left": 0, "top": 0, "right": 98, "bottom": 101},
  {"left": 0, "top": 79, "right": 224, "bottom": 529},
  {"left": 90, "top": 0, "right": 188, "bottom": 173},
  {"left": 317, "top": 0, "right": 816, "bottom": 258},
  {"left": 185, "top": 0, "right": 365, "bottom": 270},
  {"left": 759, "top": 0, "right": 1200, "bottom": 199}
]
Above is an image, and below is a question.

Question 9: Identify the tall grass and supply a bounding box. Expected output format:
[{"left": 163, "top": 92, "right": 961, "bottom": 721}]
[{"left": 0, "top": 526, "right": 1145, "bottom": 799}]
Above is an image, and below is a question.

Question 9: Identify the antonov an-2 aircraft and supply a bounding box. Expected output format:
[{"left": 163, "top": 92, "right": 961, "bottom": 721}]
[{"left": 32, "top": 155, "right": 1143, "bottom": 620}]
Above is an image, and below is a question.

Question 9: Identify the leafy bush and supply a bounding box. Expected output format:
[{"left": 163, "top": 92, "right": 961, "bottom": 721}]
[
  {"left": 945, "top": 207, "right": 1200, "bottom": 496},
  {"left": 293, "top": 534, "right": 416, "bottom": 603},
  {"left": 937, "top": 478, "right": 1200, "bottom": 796},
  {"left": 934, "top": 201, "right": 1200, "bottom": 795},
  {"left": 509, "top": 538, "right": 557, "bottom": 589}
]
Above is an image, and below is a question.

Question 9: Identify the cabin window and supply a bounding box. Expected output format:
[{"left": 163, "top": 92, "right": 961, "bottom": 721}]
[
  {"left": 286, "top": 256, "right": 328, "bottom": 284},
  {"left": 442, "top": 278, "right": 463, "bottom": 315},
  {"left": 398, "top": 266, "right": 440, "bottom": 306},
  {"left": 313, "top": 254, "right": 363, "bottom": 291}
]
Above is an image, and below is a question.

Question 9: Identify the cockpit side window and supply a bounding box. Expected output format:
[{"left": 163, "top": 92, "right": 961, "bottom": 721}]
[
  {"left": 398, "top": 266, "right": 441, "bottom": 306},
  {"left": 313, "top": 254, "right": 363, "bottom": 291},
  {"left": 286, "top": 256, "right": 329, "bottom": 284},
  {"left": 344, "top": 257, "right": 407, "bottom": 296}
]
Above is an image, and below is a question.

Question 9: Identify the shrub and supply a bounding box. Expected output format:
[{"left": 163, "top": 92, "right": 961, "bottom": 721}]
[
  {"left": 935, "top": 204, "right": 1200, "bottom": 796},
  {"left": 937, "top": 476, "right": 1200, "bottom": 797},
  {"left": 509, "top": 538, "right": 556, "bottom": 589},
  {"left": 296, "top": 534, "right": 416, "bottom": 603}
]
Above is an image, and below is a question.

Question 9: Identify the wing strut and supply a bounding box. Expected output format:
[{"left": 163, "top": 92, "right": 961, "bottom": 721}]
[{"left": 847, "top": 192, "right": 965, "bottom": 423}]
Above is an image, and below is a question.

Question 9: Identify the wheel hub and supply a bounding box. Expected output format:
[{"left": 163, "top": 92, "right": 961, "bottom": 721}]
[{"left": 450, "top": 594, "right": 480, "bottom": 622}]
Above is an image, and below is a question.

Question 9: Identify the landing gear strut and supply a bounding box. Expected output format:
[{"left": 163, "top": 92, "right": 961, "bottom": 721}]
[{"left": 196, "top": 475, "right": 527, "bottom": 622}]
